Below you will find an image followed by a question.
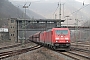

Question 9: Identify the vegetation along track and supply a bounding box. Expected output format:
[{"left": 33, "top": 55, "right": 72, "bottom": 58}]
[{"left": 0, "top": 45, "right": 42, "bottom": 59}]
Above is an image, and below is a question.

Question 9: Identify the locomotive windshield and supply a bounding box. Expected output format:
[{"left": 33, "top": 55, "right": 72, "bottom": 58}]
[{"left": 55, "top": 30, "right": 68, "bottom": 35}]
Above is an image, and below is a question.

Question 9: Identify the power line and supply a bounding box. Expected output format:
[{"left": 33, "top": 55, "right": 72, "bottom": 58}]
[
  {"left": 53, "top": 3, "right": 59, "bottom": 19},
  {"left": 69, "top": 4, "right": 90, "bottom": 17}
]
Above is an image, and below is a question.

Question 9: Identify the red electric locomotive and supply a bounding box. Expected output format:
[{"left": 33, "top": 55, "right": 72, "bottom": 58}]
[
  {"left": 44, "top": 28, "right": 70, "bottom": 50},
  {"left": 29, "top": 28, "right": 71, "bottom": 51}
]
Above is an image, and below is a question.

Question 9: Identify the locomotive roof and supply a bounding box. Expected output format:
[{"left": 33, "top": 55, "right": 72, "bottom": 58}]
[
  {"left": 52, "top": 28, "right": 69, "bottom": 30},
  {"left": 46, "top": 28, "right": 69, "bottom": 32}
]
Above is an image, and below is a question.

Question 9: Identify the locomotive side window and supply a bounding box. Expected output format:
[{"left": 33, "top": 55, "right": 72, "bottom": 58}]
[{"left": 55, "top": 30, "right": 68, "bottom": 35}]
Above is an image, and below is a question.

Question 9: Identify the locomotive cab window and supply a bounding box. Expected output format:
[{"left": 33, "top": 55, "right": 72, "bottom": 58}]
[{"left": 55, "top": 30, "right": 68, "bottom": 35}]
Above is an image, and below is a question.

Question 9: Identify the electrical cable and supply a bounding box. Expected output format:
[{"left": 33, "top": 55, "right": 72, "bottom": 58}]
[
  {"left": 68, "top": 4, "right": 90, "bottom": 17},
  {"left": 53, "top": 2, "right": 59, "bottom": 18}
]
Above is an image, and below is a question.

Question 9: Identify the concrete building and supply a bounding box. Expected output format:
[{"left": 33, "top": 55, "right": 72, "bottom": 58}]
[
  {"left": 8, "top": 18, "right": 18, "bottom": 42},
  {"left": 0, "top": 28, "right": 9, "bottom": 40},
  {"left": 8, "top": 18, "right": 64, "bottom": 43}
]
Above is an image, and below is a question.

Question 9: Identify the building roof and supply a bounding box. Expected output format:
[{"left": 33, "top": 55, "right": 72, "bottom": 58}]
[
  {"left": 11, "top": 18, "right": 65, "bottom": 22},
  {"left": 0, "top": 28, "right": 8, "bottom": 32}
]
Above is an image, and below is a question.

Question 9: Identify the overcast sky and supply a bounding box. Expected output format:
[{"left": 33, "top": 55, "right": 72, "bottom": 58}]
[
  {"left": 76, "top": 0, "right": 90, "bottom": 4},
  {"left": 9, "top": 0, "right": 90, "bottom": 4}
]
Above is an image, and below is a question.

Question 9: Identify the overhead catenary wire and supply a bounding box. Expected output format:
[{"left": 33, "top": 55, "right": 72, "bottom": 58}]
[
  {"left": 53, "top": 2, "right": 59, "bottom": 19},
  {"left": 68, "top": 3, "right": 90, "bottom": 17}
]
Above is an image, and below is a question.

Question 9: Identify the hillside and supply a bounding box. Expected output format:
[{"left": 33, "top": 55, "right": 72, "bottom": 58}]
[
  {"left": 0, "top": 0, "right": 45, "bottom": 27},
  {"left": 0, "top": 0, "right": 28, "bottom": 27},
  {"left": 10, "top": 0, "right": 90, "bottom": 26},
  {"left": 9, "top": 1, "right": 45, "bottom": 19}
]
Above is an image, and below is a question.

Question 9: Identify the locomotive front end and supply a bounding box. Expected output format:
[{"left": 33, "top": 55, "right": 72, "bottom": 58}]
[{"left": 52, "top": 28, "right": 70, "bottom": 50}]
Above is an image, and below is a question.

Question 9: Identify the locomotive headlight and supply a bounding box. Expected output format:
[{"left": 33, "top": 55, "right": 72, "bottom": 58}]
[
  {"left": 56, "top": 41, "right": 58, "bottom": 42},
  {"left": 61, "top": 36, "right": 63, "bottom": 37},
  {"left": 55, "top": 38, "right": 59, "bottom": 40},
  {"left": 65, "top": 38, "right": 69, "bottom": 40},
  {"left": 66, "top": 41, "right": 68, "bottom": 42}
]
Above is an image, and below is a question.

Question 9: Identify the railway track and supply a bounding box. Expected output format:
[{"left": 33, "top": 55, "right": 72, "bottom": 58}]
[
  {"left": 71, "top": 41, "right": 90, "bottom": 47},
  {"left": 40, "top": 42, "right": 90, "bottom": 60},
  {"left": 0, "top": 41, "right": 31, "bottom": 50},
  {"left": 71, "top": 47, "right": 90, "bottom": 53},
  {"left": 53, "top": 47, "right": 90, "bottom": 60},
  {"left": 0, "top": 43, "right": 21, "bottom": 50},
  {"left": 0, "top": 45, "right": 42, "bottom": 59},
  {"left": 58, "top": 46, "right": 90, "bottom": 60},
  {"left": 71, "top": 43, "right": 90, "bottom": 52},
  {"left": 59, "top": 51, "right": 90, "bottom": 60},
  {"left": 71, "top": 44, "right": 90, "bottom": 47},
  {"left": 45, "top": 46, "right": 90, "bottom": 60}
]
